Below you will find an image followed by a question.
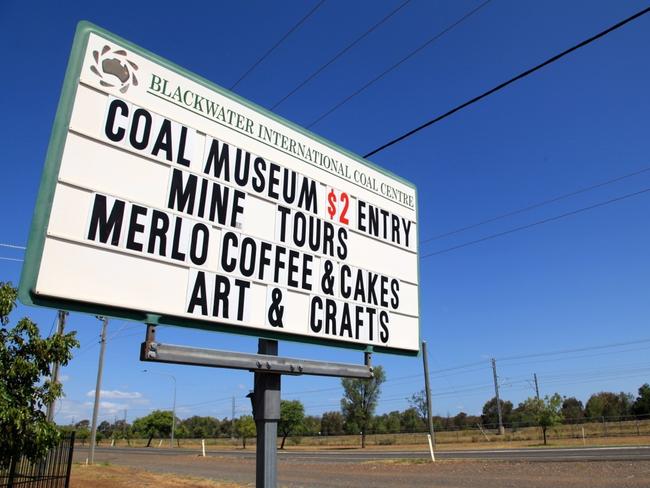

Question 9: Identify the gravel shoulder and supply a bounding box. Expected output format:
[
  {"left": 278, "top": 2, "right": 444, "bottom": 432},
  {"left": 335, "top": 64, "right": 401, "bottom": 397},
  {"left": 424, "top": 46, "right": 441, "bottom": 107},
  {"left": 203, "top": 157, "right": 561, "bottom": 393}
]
[{"left": 80, "top": 450, "right": 650, "bottom": 488}]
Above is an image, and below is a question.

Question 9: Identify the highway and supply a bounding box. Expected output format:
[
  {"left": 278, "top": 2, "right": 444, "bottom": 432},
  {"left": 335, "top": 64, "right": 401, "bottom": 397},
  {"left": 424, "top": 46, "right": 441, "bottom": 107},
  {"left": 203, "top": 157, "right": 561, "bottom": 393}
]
[{"left": 79, "top": 444, "right": 650, "bottom": 463}]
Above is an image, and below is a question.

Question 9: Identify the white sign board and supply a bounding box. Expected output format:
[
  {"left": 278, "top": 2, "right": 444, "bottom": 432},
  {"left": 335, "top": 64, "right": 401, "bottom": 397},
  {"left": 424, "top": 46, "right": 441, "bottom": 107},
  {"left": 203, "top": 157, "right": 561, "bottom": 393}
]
[{"left": 20, "top": 22, "right": 420, "bottom": 354}]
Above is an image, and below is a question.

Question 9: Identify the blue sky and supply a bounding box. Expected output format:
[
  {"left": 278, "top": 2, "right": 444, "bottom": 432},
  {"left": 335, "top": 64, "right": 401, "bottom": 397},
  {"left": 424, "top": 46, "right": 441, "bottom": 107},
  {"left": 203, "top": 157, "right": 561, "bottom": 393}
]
[{"left": 1, "top": 0, "right": 649, "bottom": 425}]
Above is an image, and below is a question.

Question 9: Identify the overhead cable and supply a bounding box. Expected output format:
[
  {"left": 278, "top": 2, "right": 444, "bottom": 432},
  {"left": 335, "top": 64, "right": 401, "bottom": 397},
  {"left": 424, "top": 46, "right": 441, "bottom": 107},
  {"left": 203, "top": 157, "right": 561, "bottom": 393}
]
[
  {"left": 0, "top": 256, "right": 23, "bottom": 263},
  {"left": 421, "top": 186, "right": 650, "bottom": 258},
  {"left": 498, "top": 337, "right": 650, "bottom": 362},
  {"left": 230, "top": 0, "right": 326, "bottom": 90},
  {"left": 422, "top": 165, "right": 650, "bottom": 244},
  {"left": 306, "top": 0, "right": 493, "bottom": 128},
  {"left": 271, "top": 0, "right": 412, "bottom": 109},
  {"left": 363, "top": 5, "right": 650, "bottom": 158}
]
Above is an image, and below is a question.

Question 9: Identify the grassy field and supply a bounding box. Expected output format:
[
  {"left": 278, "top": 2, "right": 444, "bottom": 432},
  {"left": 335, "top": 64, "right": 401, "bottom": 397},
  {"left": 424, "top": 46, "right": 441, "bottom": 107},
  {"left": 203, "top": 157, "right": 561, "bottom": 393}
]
[{"left": 87, "top": 417, "right": 650, "bottom": 450}]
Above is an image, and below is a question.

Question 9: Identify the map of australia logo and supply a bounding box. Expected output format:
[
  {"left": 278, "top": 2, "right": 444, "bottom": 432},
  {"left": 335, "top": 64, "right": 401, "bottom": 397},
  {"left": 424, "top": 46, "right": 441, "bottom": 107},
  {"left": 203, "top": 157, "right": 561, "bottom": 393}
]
[{"left": 90, "top": 45, "right": 139, "bottom": 93}]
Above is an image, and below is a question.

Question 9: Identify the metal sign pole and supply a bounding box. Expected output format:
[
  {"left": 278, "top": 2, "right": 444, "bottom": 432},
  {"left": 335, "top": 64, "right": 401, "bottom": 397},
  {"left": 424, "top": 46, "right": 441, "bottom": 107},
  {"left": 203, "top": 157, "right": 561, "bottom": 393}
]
[{"left": 252, "top": 339, "right": 280, "bottom": 488}]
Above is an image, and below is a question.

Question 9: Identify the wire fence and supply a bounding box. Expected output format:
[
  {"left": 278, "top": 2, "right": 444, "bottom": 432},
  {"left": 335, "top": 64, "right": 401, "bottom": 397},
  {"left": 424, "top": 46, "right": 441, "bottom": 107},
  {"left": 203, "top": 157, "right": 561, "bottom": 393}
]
[{"left": 89, "top": 414, "right": 650, "bottom": 449}]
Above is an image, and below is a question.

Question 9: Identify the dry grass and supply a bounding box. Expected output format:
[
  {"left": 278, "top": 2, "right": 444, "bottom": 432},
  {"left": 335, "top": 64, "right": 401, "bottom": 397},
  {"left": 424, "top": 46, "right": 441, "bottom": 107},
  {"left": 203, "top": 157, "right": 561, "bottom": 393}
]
[{"left": 70, "top": 464, "right": 245, "bottom": 488}]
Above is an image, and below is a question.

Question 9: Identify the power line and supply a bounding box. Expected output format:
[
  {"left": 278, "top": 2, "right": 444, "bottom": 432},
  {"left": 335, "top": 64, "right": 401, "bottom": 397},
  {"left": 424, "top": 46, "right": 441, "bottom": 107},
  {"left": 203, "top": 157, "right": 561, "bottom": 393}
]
[
  {"left": 500, "top": 344, "right": 650, "bottom": 369},
  {"left": 0, "top": 256, "right": 23, "bottom": 263},
  {"left": 271, "top": 0, "right": 412, "bottom": 110},
  {"left": 0, "top": 243, "right": 26, "bottom": 250},
  {"left": 421, "top": 186, "right": 650, "bottom": 258},
  {"left": 306, "top": 0, "right": 493, "bottom": 128},
  {"left": 422, "top": 165, "right": 650, "bottom": 244},
  {"left": 363, "top": 5, "right": 650, "bottom": 158},
  {"left": 176, "top": 395, "right": 242, "bottom": 409},
  {"left": 230, "top": 0, "right": 326, "bottom": 90},
  {"left": 498, "top": 337, "right": 650, "bottom": 363}
]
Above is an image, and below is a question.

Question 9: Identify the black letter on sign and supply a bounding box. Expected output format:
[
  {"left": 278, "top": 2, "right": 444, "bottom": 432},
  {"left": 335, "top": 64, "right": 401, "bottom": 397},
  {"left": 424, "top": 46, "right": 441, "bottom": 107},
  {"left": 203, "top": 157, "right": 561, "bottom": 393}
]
[
  {"left": 233, "top": 279, "right": 250, "bottom": 321},
  {"left": 87, "top": 194, "right": 125, "bottom": 246},
  {"left": 126, "top": 204, "right": 147, "bottom": 252},
  {"left": 168, "top": 169, "right": 197, "bottom": 214},
  {"left": 379, "top": 311, "right": 389, "bottom": 343},
  {"left": 310, "top": 296, "right": 323, "bottom": 332},
  {"left": 321, "top": 260, "right": 335, "bottom": 296},
  {"left": 187, "top": 271, "right": 208, "bottom": 315},
  {"left": 213, "top": 274, "right": 230, "bottom": 318},
  {"left": 129, "top": 108, "right": 152, "bottom": 150},
  {"left": 190, "top": 223, "right": 209, "bottom": 266},
  {"left": 105, "top": 99, "right": 128, "bottom": 142},
  {"left": 151, "top": 118, "right": 173, "bottom": 162},
  {"left": 267, "top": 287, "right": 284, "bottom": 328}
]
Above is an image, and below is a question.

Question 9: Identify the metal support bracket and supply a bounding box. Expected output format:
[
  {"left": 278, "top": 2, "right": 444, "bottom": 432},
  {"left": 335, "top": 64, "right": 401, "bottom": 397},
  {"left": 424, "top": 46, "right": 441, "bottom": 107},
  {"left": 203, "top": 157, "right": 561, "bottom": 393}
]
[{"left": 140, "top": 337, "right": 373, "bottom": 379}]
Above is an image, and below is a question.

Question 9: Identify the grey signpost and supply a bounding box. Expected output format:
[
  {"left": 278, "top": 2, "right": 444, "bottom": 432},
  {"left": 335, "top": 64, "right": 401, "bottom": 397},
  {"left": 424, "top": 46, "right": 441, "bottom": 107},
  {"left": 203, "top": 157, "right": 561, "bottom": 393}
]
[
  {"left": 141, "top": 325, "right": 373, "bottom": 487},
  {"left": 252, "top": 339, "right": 280, "bottom": 487}
]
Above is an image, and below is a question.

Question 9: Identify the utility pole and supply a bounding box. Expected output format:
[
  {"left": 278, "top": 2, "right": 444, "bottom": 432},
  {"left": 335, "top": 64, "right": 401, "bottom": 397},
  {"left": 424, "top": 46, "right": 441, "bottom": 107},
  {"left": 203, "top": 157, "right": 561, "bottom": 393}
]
[
  {"left": 534, "top": 373, "right": 540, "bottom": 400},
  {"left": 421, "top": 342, "right": 436, "bottom": 450},
  {"left": 46, "top": 310, "right": 68, "bottom": 422},
  {"left": 123, "top": 409, "right": 128, "bottom": 446},
  {"left": 491, "top": 358, "right": 505, "bottom": 435},
  {"left": 89, "top": 316, "right": 108, "bottom": 464},
  {"left": 231, "top": 396, "right": 236, "bottom": 440}
]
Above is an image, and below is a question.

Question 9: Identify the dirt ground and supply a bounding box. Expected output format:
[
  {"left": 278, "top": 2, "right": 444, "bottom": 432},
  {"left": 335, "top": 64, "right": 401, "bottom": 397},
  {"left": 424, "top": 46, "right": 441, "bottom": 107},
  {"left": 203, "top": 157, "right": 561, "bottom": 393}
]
[
  {"left": 70, "top": 464, "right": 243, "bottom": 488},
  {"left": 76, "top": 453, "right": 650, "bottom": 488}
]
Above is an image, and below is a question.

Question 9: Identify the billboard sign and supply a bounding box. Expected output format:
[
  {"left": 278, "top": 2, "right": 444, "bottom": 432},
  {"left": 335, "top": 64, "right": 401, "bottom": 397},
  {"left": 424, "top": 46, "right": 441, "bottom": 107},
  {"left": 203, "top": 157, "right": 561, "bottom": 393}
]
[{"left": 20, "top": 22, "right": 420, "bottom": 354}]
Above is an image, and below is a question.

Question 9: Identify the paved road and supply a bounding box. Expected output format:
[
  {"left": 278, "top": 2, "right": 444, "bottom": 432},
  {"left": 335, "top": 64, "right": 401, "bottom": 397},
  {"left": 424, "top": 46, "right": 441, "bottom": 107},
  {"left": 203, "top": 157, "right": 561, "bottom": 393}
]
[{"left": 78, "top": 445, "right": 650, "bottom": 463}]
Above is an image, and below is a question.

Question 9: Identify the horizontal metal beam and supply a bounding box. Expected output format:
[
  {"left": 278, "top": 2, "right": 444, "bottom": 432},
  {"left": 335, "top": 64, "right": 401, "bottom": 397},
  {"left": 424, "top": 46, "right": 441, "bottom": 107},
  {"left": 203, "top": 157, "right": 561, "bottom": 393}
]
[{"left": 141, "top": 341, "right": 373, "bottom": 379}]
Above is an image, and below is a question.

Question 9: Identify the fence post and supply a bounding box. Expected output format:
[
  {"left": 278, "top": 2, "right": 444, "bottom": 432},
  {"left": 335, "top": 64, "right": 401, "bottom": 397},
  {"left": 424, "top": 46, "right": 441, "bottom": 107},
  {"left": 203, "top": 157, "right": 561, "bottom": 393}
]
[
  {"left": 7, "top": 455, "right": 17, "bottom": 488},
  {"left": 602, "top": 417, "right": 607, "bottom": 437},
  {"left": 65, "top": 431, "right": 76, "bottom": 488}
]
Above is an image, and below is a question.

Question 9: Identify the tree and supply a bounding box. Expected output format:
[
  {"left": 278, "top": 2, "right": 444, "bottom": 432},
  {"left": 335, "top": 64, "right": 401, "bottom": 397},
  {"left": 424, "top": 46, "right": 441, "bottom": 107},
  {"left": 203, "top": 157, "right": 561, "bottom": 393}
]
[
  {"left": 0, "top": 282, "right": 79, "bottom": 469},
  {"left": 518, "top": 394, "right": 564, "bottom": 445},
  {"left": 632, "top": 384, "right": 650, "bottom": 416},
  {"left": 585, "top": 392, "right": 634, "bottom": 419},
  {"left": 453, "top": 412, "right": 469, "bottom": 429},
  {"left": 132, "top": 410, "right": 174, "bottom": 447},
  {"left": 278, "top": 400, "right": 304, "bottom": 449},
  {"left": 321, "top": 411, "right": 344, "bottom": 436},
  {"left": 481, "top": 397, "right": 513, "bottom": 428},
  {"left": 233, "top": 416, "right": 256, "bottom": 449},
  {"left": 373, "top": 411, "right": 400, "bottom": 434},
  {"left": 408, "top": 390, "right": 428, "bottom": 423},
  {"left": 400, "top": 407, "right": 423, "bottom": 433},
  {"left": 98, "top": 420, "right": 113, "bottom": 439},
  {"left": 340, "top": 365, "right": 385, "bottom": 448},
  {"left": 384, "top": 411, "right": 402, "bottom": 434},
  {"left": 301, "top": 415, "right": 321, "bottom": 436},
  {"left": 561, "top": 397, "right": 585, "bottom": 423},
  {"left": 75, "top": 426, "right": 90, "bottom": 446},
  {"left": 112, "top": 419, "right": 131, "bottom": 445},
  {"left": 180, "top": 416, "right": 221, "bottom": 438},
  {"left": 219, "top": 418, "right": 233, "bottom": 438}
]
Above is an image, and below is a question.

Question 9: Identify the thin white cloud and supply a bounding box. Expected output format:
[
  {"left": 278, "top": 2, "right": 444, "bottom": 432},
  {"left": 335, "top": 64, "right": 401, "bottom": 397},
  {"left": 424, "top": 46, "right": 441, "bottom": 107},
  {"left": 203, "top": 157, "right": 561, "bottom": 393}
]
[
  {"left": 86, "top": 389, "right": 143, "bottom": 399},
  {"left": 83, "top": 400, "right": 129, "bottom": 415}
]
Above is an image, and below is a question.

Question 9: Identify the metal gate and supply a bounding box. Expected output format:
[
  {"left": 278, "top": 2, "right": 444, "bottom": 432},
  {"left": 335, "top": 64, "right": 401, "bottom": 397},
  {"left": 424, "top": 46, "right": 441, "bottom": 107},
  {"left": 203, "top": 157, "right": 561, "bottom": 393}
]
[{"left": 0, "top": 432, "right": 75, "bottom": 488}]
